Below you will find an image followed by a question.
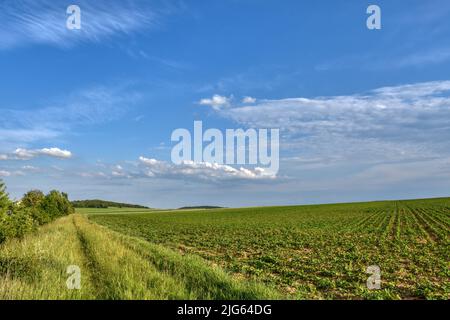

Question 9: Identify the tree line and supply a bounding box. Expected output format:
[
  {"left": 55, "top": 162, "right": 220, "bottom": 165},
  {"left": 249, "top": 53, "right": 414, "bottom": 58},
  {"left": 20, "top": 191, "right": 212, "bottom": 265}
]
[
  {"left": 72, "top": 199, "right": 148, "bottom": 209},
  {"left": 0, "top": 180, "right": 74, "bottom": 243}
]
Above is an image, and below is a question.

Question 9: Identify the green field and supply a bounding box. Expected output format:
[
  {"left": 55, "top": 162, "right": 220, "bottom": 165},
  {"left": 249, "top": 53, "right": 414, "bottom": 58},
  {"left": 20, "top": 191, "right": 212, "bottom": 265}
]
[
  {"left": 88, "top": 198, "right": 449, "bottom": 300},
  {"left": 1, "top": 198, "right": 448, "bottom": 300}
]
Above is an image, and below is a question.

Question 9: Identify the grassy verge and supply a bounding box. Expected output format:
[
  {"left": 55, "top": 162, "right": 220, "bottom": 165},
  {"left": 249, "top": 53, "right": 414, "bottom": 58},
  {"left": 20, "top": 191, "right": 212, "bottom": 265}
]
[{"left": 0, "top": 216, "right": 95, "bottom": 299}]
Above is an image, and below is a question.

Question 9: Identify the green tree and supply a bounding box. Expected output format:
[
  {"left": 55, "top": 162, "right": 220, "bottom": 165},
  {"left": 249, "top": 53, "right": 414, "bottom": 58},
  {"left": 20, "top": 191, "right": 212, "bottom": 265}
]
[
  {"left": 22, "top": 190, "right": 45, "bottom": 208},
  {"left": 0, "top": 180, "right": 10, "bottom": 210},
  {"left": 41, "top": 191, "right": 60, "bottom": 219},
  {"left": 21, "top": 190, "right": 49, "bottom": 225},
  {"left": 41, "top": 190, "right": 74, "bottom": 219}
]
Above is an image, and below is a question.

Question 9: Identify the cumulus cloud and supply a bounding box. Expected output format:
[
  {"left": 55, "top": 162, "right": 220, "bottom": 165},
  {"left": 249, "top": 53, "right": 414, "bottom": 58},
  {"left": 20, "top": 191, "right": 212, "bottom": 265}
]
[
  {"left": 139, "top": 156, "right": 275, "bottom": 182},
  {"left": 111, "top": 164, "right": 132, "bottom": 178},
  {"left": 199, "top": 94, "right": 232, "bottom": 110},
  {"left": 75, "top": 158, "right": 276, "bottom": 183},
  {"left": 242, "top": 96, "right": 257, "bottom": 104},
  {"left": 13, "top": 147, "right": 72, "bottom": 160}
]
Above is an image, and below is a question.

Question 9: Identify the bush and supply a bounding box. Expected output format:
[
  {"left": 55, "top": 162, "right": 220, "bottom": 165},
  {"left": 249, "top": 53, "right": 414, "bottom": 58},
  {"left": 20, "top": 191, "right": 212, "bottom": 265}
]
[
  {"left": 28, "top": 205, "right": 51, "bottom": 226},
  {"left": 1, "top": 208, "right": 34, "bottom": 239},
  {"left": 0, "top": 180, "right": 74, "bottom": 244}
]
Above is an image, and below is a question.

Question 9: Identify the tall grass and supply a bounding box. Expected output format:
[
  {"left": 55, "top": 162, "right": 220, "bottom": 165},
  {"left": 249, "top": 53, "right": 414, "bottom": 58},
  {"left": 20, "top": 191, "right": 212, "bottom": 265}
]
[{"left": 0, "top": 216, "right": 95, "bottom": 299}]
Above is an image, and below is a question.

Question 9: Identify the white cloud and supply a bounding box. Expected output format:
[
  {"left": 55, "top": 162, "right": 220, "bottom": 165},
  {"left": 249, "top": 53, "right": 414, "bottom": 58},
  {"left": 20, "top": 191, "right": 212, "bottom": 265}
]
[
  {"left": 79, "top": 171, "right": 108, "bottom": 179},
  {"left": 111, "top": 171, "right": 127, "bottom": 177},
  {"left": 22, "top": 165, "right": 39, "bottom": 171},
  {"left": 139, "top": 156, "right": 275, "bottom": 182},
  {"left": 39, "top": 148, "right": 72, "bottom": 159},
  {"left": 0, "top": 154, "right": 8, "bottom": 161},
  {"left": 13, "top": 147, "right": 72, "bottom": 160},
  {"left": 219, "top": 80, "right": 450, "bottom": 134},
  {"left": 0, "top": 170, "right": 25, "bottom": 177},
  {"left": 242, "top": 96, "right": 257, "bottom": 104},
  {"left": 199, "top": 95, "right": 232, "bottom": 110},
  {"left": 111, "top": 165, "right": 130, "bottom": 178},
  {"left": 0, "top": 170, "right": 11, "bottom": 177},
  {"left": 213, "top": 80, "right": 450, "bottom": 165},
  {"left": 0, "top": 0, "right": 161, "bottom": 50},
  {"left": 78, "top": 163, "right": 134, "bottom": 180}
]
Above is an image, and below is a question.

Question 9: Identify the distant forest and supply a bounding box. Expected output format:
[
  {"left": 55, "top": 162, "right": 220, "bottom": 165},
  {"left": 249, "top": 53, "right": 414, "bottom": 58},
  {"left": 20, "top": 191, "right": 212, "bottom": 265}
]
[
  {"left": 72, "top": 200, "right": 149, "bottom": 209},
  {"left": 178, "top": 206, "right": 224, "bottom": 210}
]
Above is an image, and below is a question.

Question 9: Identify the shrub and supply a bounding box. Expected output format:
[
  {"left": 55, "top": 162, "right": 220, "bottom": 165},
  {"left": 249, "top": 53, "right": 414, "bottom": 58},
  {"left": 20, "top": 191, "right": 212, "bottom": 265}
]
[
  {"left": 28, "top": 206, "right": 51, "bottom": 226},
  {"left": 0, "top": 180, "right": 74, "bottom": 244},
  {"left": 1, "top": 207, "right": 34, "bottom": 239}
]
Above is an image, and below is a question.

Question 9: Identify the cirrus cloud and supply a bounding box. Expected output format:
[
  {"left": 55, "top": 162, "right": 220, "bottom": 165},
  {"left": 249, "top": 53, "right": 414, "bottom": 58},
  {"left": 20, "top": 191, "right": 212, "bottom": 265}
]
[
  {"left": 0, "top": 85, "right": 141, "bottom": 149},
  {"left": 0, "top": 0, "right": 166, "bottom": 50}
]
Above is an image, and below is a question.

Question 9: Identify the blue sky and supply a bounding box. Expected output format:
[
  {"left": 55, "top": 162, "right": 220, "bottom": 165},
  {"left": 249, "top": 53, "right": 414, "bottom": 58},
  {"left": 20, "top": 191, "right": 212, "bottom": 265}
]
[{"left": 1, "top": 0, "right": 450, "bottom": 208}]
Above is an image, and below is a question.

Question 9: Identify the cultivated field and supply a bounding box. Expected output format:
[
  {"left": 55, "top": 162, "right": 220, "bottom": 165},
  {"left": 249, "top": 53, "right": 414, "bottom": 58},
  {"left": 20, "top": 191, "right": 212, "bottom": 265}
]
[
  {"left": 89, "top": 198, "right": 449, "bottom": 300},
  {"left": 0, "top": 198, "right": 448, "bottom": 300}
]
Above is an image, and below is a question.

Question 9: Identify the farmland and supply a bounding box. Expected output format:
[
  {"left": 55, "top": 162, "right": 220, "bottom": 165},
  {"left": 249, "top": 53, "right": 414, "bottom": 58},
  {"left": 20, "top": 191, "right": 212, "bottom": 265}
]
[
  {"left": 0, "top": 197, "right": 448, "bottom": 300},
  {"left": 89, "top": 198, "right": 450, "bottom": 300}
]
